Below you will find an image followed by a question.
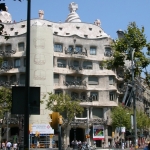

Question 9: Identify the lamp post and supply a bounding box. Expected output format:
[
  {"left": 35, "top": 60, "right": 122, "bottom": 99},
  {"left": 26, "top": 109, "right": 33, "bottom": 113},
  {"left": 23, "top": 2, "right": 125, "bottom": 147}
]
[{"left": 117, "top": 30, "right": 138, "bottom": 149}]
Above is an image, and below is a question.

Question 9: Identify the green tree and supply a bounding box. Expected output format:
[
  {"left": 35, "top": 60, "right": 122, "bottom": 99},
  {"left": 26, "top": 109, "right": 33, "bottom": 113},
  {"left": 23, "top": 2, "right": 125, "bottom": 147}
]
[
  {"left": 111, "top": 105, "right": 131, "bottom": 130},
  {"left": 107, "top": 22, "right": 150, "bottom": 82},
  {"left": 0, "top": 87, "right": 12, "bottom": 118},
  {"left": 46, "top": 93, "right": 84, "bottom": 123}
]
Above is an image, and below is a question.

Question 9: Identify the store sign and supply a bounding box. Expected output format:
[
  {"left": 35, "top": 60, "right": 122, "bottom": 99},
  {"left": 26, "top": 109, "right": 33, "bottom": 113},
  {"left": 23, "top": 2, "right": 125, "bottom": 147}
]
[
  {"left": 30, "top": 124, "right": 54, "bottom": 134},
  {"left": 93, "top": 125, "right": 104, "bottom": 140}
]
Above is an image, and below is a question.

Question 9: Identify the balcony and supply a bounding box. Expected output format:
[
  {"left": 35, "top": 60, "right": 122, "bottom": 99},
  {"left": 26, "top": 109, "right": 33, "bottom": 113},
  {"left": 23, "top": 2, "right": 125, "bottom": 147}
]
[
  {"left": 0, "top": 50, "right": 16, "bottom": 57},
  {"left": 0, "top": 65, "right": 13, "bottom": 72},
  {"left": 63, "top": 80, "right": 86, "bottom": 87},
  {"left": 65, "top": 48, "right": 87, "bottom": 56},
  {"left": 104, "top": 51, "right": 113, "bottom": 57},
  {"left": 0, "top": 80, "right": 19, "bottom": 87},
  {"left": 69, "top": 65, "right": 82, "bottom": 71}
]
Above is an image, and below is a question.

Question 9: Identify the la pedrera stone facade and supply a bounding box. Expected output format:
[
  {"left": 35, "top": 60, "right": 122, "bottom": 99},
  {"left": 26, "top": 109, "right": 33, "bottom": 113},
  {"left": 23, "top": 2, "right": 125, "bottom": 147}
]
[{"left": 0, "top": 2, "right": 123, "bottom": 148}]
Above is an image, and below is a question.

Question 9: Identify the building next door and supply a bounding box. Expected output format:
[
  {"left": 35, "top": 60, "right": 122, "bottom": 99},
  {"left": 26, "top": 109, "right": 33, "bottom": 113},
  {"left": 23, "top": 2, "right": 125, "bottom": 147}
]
[{"left": 70, "top": 128, "right": 85, "bottom": 146}]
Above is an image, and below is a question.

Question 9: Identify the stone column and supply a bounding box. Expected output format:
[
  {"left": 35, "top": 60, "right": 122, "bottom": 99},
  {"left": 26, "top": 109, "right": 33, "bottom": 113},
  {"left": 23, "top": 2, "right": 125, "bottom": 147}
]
[
  {"left": 65, "top": 125, "right": 71, "bottom": 148},
  {"left": 104, "top": 126, "right": 108, "bottom": 148},
  {"left": 86, "top": 108, "right": 91, "bottom": 146},
  {"left": 54, "top": 56, "right": 57, "bottom": 68}
]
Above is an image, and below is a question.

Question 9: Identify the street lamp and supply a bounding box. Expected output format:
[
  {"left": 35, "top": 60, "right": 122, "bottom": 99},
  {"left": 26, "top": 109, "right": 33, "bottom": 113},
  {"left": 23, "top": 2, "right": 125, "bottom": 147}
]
[{"left": 117, "top": 30, "right": 138, "bottom": 149}]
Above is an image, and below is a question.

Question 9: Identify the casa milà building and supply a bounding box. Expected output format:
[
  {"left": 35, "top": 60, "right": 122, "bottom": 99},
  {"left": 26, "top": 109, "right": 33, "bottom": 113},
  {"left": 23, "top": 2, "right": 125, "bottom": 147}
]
[{"left": 0, "top": 2, "right": 120, "bottom": 148}]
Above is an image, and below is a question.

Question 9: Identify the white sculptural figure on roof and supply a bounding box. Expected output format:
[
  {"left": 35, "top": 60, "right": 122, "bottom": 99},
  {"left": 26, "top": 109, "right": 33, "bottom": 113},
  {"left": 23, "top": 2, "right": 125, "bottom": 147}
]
[
  {"left": 94, "top": 19, "right": 101, "bottom": 27},
  {"left": 65, "top": 2, "right": 81, "bottom": 23},
  {"left": 39, "top": 10, "right": 44, "bottom": 19},
  {"left": 0, "top": 6, "right": 12, "bottom": 23}
]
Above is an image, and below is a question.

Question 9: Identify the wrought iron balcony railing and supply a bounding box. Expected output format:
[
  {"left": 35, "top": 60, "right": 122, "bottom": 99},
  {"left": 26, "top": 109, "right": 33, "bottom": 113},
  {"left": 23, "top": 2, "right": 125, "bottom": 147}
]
[
  {"left": 65, "top": 48, "right": 87, "bottom": 56},
  {"left": 71, "top": 95, "right": 98, "bottom": 102},
  {"left": 0, "top": 80, "right": 19, "bottom": 87},
  {"left": 0, "top": 65, "right": 13, "bottom": 72},
  {"left": 69, "top": 65, "right": 82, "bottom": 71},
  {"left": 104, "top": 51, "right": 113, "bottom": 57},
  {"left": 64, "top": 80, "right": 86, "bottom": 87},
  {"left": 0, "top": 50, "right": 16, "bottom": 56}
]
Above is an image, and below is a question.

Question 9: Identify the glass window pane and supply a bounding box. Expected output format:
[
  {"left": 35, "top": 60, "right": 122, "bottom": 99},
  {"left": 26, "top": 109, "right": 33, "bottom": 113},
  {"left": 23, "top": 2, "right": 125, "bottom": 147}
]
[
  {"left": 75, "top": 46, "right": 82, "bottom": 53},
  {"left": 54, "top": 44, "right": 63, "bottom": 52},
  {"left": 5, "top": 44, "right": 11, "bottom": 51},
  {"left": 18, "top": 42, "right": 24, "bottom": 51},
  {"left": 90, "top": 47, "right": 96, "bottom": 55},
  {"left": 14, "top": 59, "right": 20, "bottom": 68}
]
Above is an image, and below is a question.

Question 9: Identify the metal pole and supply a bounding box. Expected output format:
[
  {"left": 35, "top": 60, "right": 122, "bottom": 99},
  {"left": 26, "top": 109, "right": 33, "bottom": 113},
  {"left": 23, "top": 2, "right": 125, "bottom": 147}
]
[
  {"left": 24, "top": 0, "right": 31, "bottom": 150},
  {"left": 131, "top": 49, "right": 138, "bottom": 149},
  {"left": 58, "top": 124, "right": 61, "bottom": 150},
  {"left": 6, "top": 112, "right": 8, "bottom": 141}
]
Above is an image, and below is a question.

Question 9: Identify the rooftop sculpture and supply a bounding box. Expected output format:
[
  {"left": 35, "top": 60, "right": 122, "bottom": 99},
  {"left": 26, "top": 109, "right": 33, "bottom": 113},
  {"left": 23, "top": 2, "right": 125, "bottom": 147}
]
[
  {"left": 0, "top": 6, "right": 12, "bottom": 23},
  {"left": 39, "top": 10, "right": 44, "bottom": 19},
  {"left": 65, "top": 2, "right": 81, "bottom": 23}
]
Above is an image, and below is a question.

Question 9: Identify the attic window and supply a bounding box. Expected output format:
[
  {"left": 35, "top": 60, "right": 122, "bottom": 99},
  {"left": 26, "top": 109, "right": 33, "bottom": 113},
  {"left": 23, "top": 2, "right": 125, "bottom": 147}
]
[
  {"left": 76, "top": 26, "right": 80, "bottom": 29},
  {"left": 96, "top": 36, "right": 99, "bottom": 37},
  {"left": 47, "top": 24, "right": 52, "bottom": 27},
  {"left": 54, "top": 32, "right": 58, "bottom": 35},
  {"left": 21, "top": 25, "right": 25, "bottom": 28},
  {"left": 84, "top": 35, "right": 88, "bottom": 38},
  {"left": 99, "top": 30, "right": 101, "bottom": 33},
  {"left": 66, "top": 33, "right": 70, "bottom": 35},
  {"left": 59, "top": 27, "right": 62, "bottom": 30},
  {"left": 89, "top": 28, "right": 92, "bottom": 31},
  {"left": 10, "top": 27, "right": 14, "bottom": 31},
  {"left": 15, "top": 32, "right": 18, "bottom": 35}
]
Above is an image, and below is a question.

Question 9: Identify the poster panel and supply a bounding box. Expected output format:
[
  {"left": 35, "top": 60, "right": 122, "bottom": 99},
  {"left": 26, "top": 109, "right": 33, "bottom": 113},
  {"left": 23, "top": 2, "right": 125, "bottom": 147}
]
[{"left": 93, "top": 125, "right": 104, "bottom": 140}]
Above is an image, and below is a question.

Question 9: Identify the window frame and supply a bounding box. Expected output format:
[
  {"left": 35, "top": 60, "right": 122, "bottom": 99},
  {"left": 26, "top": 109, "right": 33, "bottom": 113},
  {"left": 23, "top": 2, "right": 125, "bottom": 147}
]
[
  {"left": 18, "top": 42, "right": 25, "bottom": 51},
  {"left": 90, "top": 92, "right": 98, "bottom": 101},
  {"left": 14, "top": 59, "right": 20, "bottom": 68},
  {"left": 90, "top": 47, "right": 96, "bottom": 55},
  {"left": 109, "top": 91, "right": 116, "bottom": 101},
  {"left": 54, "top": 43, "right": 63, "bottom": 52},
  {"left": 88, "top": 76, "right": 98, "bottom": 85}
]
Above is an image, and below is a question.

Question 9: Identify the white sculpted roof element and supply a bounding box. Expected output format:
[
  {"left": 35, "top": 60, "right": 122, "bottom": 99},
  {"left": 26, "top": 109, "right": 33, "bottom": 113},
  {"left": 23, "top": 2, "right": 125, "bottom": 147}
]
[
  {"left": 65, "top": 2, "right": 81, "bottom": 23},
  {"left": 0, "top": 6, "right": 12, "bottom": 23},
  {"left": 39, "top": 10, "right": 44, "bottom": 19}
]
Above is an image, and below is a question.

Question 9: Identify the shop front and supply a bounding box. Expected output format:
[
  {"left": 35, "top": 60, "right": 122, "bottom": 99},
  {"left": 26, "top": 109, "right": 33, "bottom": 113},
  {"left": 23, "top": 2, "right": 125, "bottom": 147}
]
[{"left": 29, "top": 124, "right": 54, "bottom": 148}]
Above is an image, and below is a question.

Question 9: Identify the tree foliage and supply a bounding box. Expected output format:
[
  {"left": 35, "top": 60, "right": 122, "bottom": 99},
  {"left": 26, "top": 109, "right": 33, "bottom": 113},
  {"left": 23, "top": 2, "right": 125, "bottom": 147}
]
[
  {"left": 46, "top": 93, "right": 84, "bottom": 123},
  {"left": 111, "top": 105, "right": 150, "bottom": 130},
  {"left": 0, "top": 87, "right": 12, "bottom": 117},
  {"left": 107, "top": 22, "right": 150, "bottom": 81}
]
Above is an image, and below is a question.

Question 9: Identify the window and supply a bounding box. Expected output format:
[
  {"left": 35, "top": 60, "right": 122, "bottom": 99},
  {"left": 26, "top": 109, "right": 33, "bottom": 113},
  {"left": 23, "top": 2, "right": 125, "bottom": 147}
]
[
  {"left": 57, "top": 59, "right": 66, "bottom": 68},
  {"left": 88, "top": 76, "right": 98, "bottom": 85},
  {"left": 71, "top": 92, "right": 79, "bottom": 100},
  {"left": 66, "top": 75, "right": 74, "bottom": 82},
  {"left": 68, "top": 45, "right": 74, "bottom": 52},
  {"left": 55, "top": 90, "right": 63, "bottom": 95},
  {"left": 10, "top": 75, "right": 16, "bottom": 82},
  {"left": 92, "top": 108, "right": 103, "bottom": 118},
  {"left": 0, "top": 75, "right": 7, "bottom": 82},
  {"left": 90, "top": 47, "right": 96, "bottom": 55},
  {"left": 109, "top": 91, "right": 116, "bottom": 101},
  {"left": 73, "top": 60, "right": 79, "bottom": 67},
  {"left": 75, "top": 46, "right": 82, "bottom": 53},
  {"left": 5, "top": 44, "right": 11, "bottom": 52},
  {"left": 54, "top": 44, "right": 63, "bottom": 52},
  {"left": 2, "top": 60, "right": 8, "bottom": 67},
  {"left": 18, "top": 42, "right": 24, "bottom": 51},
  {"left": 14, "top": 59, "right": 20, "bottom": 68},
  {"left": 54, "top": 74, "right": 59, "bottom": 83},
  {"left": 104, "top": 47, "right": 112, "bottom": 57},
  {"left": 20, "top": 74, "right": 25, "bottom": 85},
  {"left": 90, "top": 92, "right": 98, "bottom": 101},
  {"left": 81, "top": 92, "right": 86, "bottom": 101},
  {"left": 109, "top": 76, "right": 114, "bottom": 85},
  {"left": 83, "top": 61, "right": 92, "bottom": 69}
]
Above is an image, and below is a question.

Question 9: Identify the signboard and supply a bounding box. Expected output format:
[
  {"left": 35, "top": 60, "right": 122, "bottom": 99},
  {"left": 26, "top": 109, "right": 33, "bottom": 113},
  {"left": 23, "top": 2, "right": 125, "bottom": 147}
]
[
  {"left": 121, "top": 127, "right": 126, "bottom": 133},
  {"left": 30, "top": 124, "right": 54, "bottom": 134},
  {"left": 93, "top": 125, "right": 104, "bottom": 140}
]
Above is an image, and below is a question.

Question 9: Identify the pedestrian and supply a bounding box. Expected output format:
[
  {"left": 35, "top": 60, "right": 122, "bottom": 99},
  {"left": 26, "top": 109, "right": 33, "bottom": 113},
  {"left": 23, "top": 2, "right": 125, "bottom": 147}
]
[
  {"left": 13, "top": 143, "right": 17, "bottom": 150},
  {"left": 6, "top": 141, "right": 11, "bottom": 150},
  {"left": 2, "top": 141, "right": 5, "bottom": 150},
  {"left": 144, "top": 142, "right": 150, "bottom": 150}
]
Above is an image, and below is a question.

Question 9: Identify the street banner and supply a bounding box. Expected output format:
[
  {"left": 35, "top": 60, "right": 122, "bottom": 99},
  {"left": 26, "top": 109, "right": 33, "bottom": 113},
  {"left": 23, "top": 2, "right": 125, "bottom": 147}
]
[{"left": 93, "top": 125, "right": 104, "bottom": 140}]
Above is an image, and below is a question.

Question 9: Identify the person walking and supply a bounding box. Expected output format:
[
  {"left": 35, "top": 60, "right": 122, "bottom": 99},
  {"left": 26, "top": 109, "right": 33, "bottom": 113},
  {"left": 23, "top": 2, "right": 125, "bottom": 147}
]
[
  {"left": 2, "top": 141, "right": 6, "bottom": 150},
  {"left": 6, "top": 141, "right": 11, "bottom": 150}
]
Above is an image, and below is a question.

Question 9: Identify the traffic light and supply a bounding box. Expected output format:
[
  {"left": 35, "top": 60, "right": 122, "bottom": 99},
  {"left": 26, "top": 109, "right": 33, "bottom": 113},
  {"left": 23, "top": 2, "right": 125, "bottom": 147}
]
[{"left": 49, "top": 112, "right": 63, "bottom": 129}]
